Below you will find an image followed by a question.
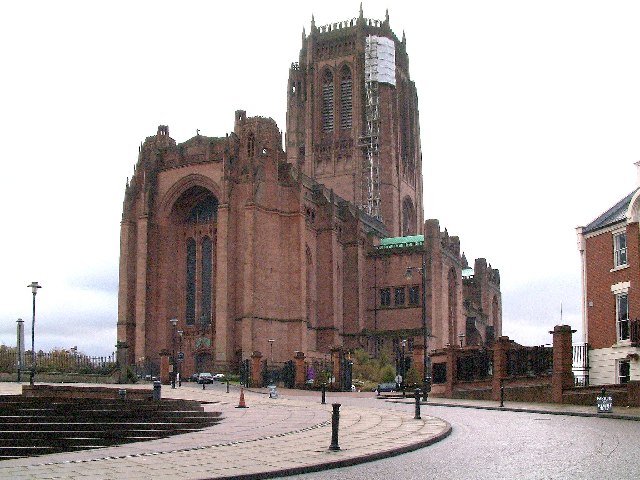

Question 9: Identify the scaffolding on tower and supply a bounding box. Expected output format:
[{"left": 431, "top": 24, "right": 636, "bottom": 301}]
[{"left": 361, "top": 35, "right": 395, "bottom": 221}]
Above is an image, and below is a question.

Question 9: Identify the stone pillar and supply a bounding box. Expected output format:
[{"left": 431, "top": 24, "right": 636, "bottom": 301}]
[
  {"left": 492, "top": 336, "right": 510, "bottom": 402},
  {"left": 551, "top": 325, "right": 575, "bottom": 404},
  {"left": 251, "top": 351, "right": 263, "bottom": 388},
  {"left": 331, "top": 347, "right": 342, "bottom": 390},
  {"left": 443, "top": 345, "right": 456, "bottom": 398},
  {"left": 159, "top": 350, "right": 171, "bottom": 385},
  {"left": 294, "top": 351, "right": 306, "bottom": 388},
  {"left": 116, "top": 341, "right": 129, "bottom": 384},
  {"left": 412, "top": 344, "right": 425, "bottom": 383}
]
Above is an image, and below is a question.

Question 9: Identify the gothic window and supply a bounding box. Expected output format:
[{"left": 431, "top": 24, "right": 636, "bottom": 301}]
[
  {"left": 201, "top": 237, "right": 213, "bottom": 329},
  {"left": 187, "top": 195, "right": 218, "bottom": 224},
  {"left": 247, "top": 133, "right": 256, "bottom": 158},
  {"left": 394, "top": 287, "right": 405, "bottom": 306},
  {"left": 408, "top": 285, "right": 420, "bottom": 305},
  {"left": 402, "top": 197, "right": 416, "bottom": 236},
  {"left": 186, "top": 238, "right": 196, "bottom": 326},
  {"left": 340, "top": 65, "right": 352, "bottom": 129},
  {"left": 380, "top": 288, "right": 391, "bottom": 307},
  {"left": 322, "top": 69, "right": 334, "bottom": 132}
]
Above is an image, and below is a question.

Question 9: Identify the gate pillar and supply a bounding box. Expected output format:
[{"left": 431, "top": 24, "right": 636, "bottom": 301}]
[
  {"left": 331, "top": 347, "right": 344, "bottom": 390},
  {"left": 294, "top": 351, "right": 306, "bottom": 388},
  {"left": 412, "top": 344, "right": 425, "bottom": 384},
  {"left": 551, "top": 325, "right": 575, "bottom": 403},
  {"left": 492, "top": 336, "right": 510, "bottom": 401},
  {"left": 251, "top": 351, "right": 263, "bottom": 388},
  {"left": 159, "top": 350, "right": 171, "bottom": 385}
]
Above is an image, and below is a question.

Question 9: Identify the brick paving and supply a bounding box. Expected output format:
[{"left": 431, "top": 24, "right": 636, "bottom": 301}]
[{"left": 0, "top": 383, "right": 450, "bottom": 480}]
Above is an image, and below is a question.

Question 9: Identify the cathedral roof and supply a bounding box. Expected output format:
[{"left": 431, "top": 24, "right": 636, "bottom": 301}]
[
  {"left": 378, "top": 235, "right": 424, "bottom": 249},
  {"left": 583, "top": 187, "right": 639, "bottom": 234}
]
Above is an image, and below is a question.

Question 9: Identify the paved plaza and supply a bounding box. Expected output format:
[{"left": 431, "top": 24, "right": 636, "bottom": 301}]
[{"left": 0, "top": 383, "right": 450, "bottom": 479}]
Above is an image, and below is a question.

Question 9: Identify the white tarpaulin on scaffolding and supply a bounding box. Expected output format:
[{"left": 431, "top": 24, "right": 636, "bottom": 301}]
[{"left": 365, "top": 35, "right": 396, "bottom": 86}]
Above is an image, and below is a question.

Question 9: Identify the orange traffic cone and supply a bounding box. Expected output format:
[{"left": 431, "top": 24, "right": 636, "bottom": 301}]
[{"left": 236, "top": 387, "right": 248, "bottom": 408}]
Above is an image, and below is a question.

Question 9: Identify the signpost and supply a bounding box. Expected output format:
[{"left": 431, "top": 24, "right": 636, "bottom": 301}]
[{"left": 596, "top": 388, "right": 613, "bottom": 413}]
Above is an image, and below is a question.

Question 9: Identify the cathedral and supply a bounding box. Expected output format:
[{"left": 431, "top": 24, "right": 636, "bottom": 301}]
[{"left": 117, "top": 8, "right": 502, "bottom": 384}]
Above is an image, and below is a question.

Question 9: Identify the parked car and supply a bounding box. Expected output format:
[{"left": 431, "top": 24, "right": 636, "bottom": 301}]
[
  {"left": 375, "top": 382, "right": 397, "bottom": 393},
  {"left": 198, "top": 372, "right": 214, "bottom": 384},
  {"left": 212, "top": 373, "right": 225, "bottom": 381},
  {"left": 189, "top": 373, "right": 199, "bottom": 382}
]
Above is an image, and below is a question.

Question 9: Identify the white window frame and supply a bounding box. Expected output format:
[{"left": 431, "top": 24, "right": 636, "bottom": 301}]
[
  {"left": 613, "top": 230, "right": 628, "bottom": 268},
  {"left": 616, "top": 292, "right": 630, "bottom": 342},
  {"left": 617, "top": 359, "right": 631, "bottom": 384}
]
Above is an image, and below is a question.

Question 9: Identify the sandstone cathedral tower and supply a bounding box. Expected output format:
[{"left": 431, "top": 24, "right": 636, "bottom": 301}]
[{"left": 117, "top": 8, "right": 502, "bottom": 384}]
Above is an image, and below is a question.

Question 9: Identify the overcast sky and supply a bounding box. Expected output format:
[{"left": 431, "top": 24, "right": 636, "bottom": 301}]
[{"left": 1, "top": 1, "right": 639, "bottom": 356}]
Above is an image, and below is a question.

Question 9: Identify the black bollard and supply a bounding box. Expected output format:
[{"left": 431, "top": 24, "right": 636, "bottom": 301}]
[
  {"left": 227, "top": 379, "right": 230, "bottom": 393},
  {"left": 202, "top": 382, "right": 206, "bottom": 390},
  {"left": 321, "top": 383, "right": 326, "bottom": 405},
  {"left": 329, "top": 403, "right": 341, "bottom": 451},
  {"left": 500, "top": 384, "right": 504, "bottom": 407},
  {"left": 153, "top": 381, "right": 161, "bottom": 401},
  {"left": 414, "top": 388, "right": 421, "bottom": 419}
]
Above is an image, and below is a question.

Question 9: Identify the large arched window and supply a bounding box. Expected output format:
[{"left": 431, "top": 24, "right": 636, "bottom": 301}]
[
  {"left": 340, "top": 65, "right": 352, "bottom": 129},
  {"left": 322, "top": 69, "right": 334, "bottom": 132},
  {"left": 201, "top": 237, "right": 213, "bottom": 329},
  {"left": 187, "top": 194, "right": 218, "bottom": 224},
  {"left": 186, "top": 238, "right": 197, "bottom": 326}
]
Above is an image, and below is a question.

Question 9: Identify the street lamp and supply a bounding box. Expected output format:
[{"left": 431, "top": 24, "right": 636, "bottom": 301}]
[
  {"left": 400, "top": 339, "right": 407, "bottom": 386},
  {"left": 27, "top": 282, "right": 41, "bottom": 386},
  {"left": 177, "top": 330, "right": 183, "bottom": 387},
  {"left": 405, "top": 252, "right": 430, "bottom": 400},
  {"left": 268, "top": 339, "right": 275, "bottom": 363},
  {"left": 268, "top": 339, "right": 275, "bottom": 385},
  {"left": 169, "top": 318, "right": 178, "bottom": 388}
]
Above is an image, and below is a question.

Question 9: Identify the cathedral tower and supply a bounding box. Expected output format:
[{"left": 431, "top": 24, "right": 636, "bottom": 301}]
[{"left": 286, "top": 7, "right": 423, "bottom": 237}]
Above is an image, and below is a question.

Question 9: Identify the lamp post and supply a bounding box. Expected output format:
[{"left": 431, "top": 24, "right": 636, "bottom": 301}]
[
  {"left": 169, "top": 318, "right": 178, "bottom": 389},
  {"left": 268, "top": 339, "right": 275, "bottom": 363},
  {"left": 400, "top": 339, "right": 407, "bottom": 387},
  {"left": 177, "top": 330, "right": 183, "bottom": 387},
  {"left": 27, "top": 282, "right": 41, "bottom": 386},
  {"left": 268, "top": 339, "right": 275, "bottom": 385},
  {"left": 406, "top": 251, "right": 430, "bottom": 400}
]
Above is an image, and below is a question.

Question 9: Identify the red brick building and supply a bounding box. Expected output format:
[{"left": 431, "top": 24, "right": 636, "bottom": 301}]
[
  {"left": 577, "top": 173, "right": 640, "bottom": 385},
  {"left": 117, "top": 9, "right": 501, "bottom": 382}
]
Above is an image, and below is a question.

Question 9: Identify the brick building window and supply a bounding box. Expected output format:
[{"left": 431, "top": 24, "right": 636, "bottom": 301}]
[
  {"left": 380, "top": 288, "right": 391, "bottom": 307},
  {"left": 394, "top": 287, "right": 405, "bottom": 306},
  {"left": 616, "top": 292, "right": 630, "bottom": 341},
  {"left": 618, "top": 359, "right": 630, "bottom": 384},
  {"left": 614, "top": 231, "right": 627, "bottom": 267},
  {"left": 408, "top": 285, "right": 420, "bottom": 305}
]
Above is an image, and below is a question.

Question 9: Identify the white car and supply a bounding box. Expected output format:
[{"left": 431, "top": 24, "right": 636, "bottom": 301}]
[{"left": 212, "top": 373, "right": 225, "bottom": 381}]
